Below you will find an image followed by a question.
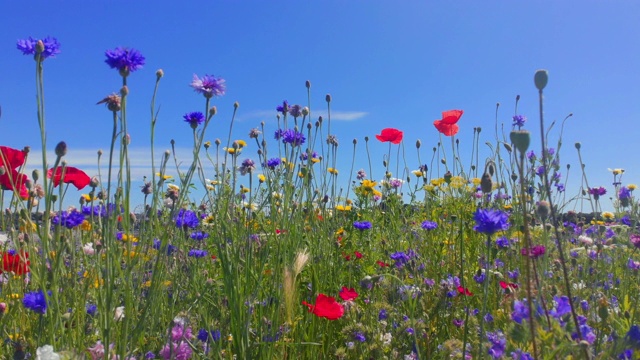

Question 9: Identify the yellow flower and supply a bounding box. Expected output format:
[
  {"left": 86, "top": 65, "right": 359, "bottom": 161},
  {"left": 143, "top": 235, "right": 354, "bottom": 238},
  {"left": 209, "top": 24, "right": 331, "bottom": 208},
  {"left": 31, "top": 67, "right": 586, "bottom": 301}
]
[
  {"left": 155, "top": 173, "right": 173, "bottom": 180},
  {"left": 81, "top": 193, "right": 97, "bottom": 202},
  {"left": 298, "top": 171, "right": 305, "bottom": 178},
  {"left": 235, "top": 140, "right": 247, "bottom": 148},
  {"left": 311, "top": 158, "right": 320, "bottom": 164},
  {"left": 240, "top": 187, "right": 250, "bottom": 194},
  {"left": 224, "top": 147, "right": 236, "bottom": 154},
  {"left": 602, "top": 212, "right": 614, "bottom": 221},
  {"left": 204, "top": 141, "right": 211, "bottom": 149},
  {"left": 9, "top": 293, "right": 21, "bottom": 300},
  {"left": 628, "top": 184, "right": 637, "bottom": 191},
  {"left": 258, "top": 174, "right": 266, "bottom": 183},
  {"left": 471, "top": 178, "right": 482, "bottom": 186},
  {"left": 335, "top": 227, "right": 345, "bottom": 236},
  {"left": 203, "top": 215, "right": 215, "bottom": 226},
  {"left": 608, "top": 168, "right": 625, "bottom": 175},
  {"left": 167, "top": 184, "right": 180, "bottom": 191},
  {"left": 412, "top": 170, "right": 423, "bottom": 177},
  {"left": 423, "top": 185, "right": 436, "bottom": 192},
  {"left": 335, "top": 205, "right": 352, "bottom": 211},
  {"left": 361, "top": 179, "right": 377, "bottom": 189},
  {"left": 80, "top": 220, "right": 92, "bottom": 231},
  {"left": 431, "top": 178, "right": 445, "bottom": 187},
  {"left": 328, "top": 168, "right": 339, "bottom": 175},
  {"left": 503, "top": 204, "right": 513, "bottom": 211}
]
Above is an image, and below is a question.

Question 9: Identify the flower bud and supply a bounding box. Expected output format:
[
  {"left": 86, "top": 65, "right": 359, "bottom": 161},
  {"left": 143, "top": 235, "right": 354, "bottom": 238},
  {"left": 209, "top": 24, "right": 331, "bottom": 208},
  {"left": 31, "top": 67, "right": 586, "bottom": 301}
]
[
  {"left": 503, "top": 143, "right": 512, "bottom": 153},
  {"left": 575, "top": 142, "right": 581, "bottom": 150},
  {"left": 536, "top": 201, "right": 550, "bottom": 221},
  {"left": 302, "top": 107, "right": 309, "bottom": 116},
  {"left": 32, "top": 169, "right": 40, "bottom": 182},
  {"left": 23, "top": 146, "right": 30, "bottom": 154},
  {"left": 325, "top": 94, "right": 331, "bottom": 103},
  {"left": 510, "top": 130, "right": 531, "bottom": 154},
  {"left": 120, "top": 86, "right": 129, "bottom": 96},
  {"left": 55, "top": 141, "right": 67, "bottom": 157},
  {"left": 306, "top": 80, "right": 311, "bottom": 89},
  {"left": 90, "top": 177, "right": 100, "bottom": 188},
  {"left": 234, "top": 101, "right": 239, "bottom": 109},
  {"left": 416, "top": 140, "right": 421, "bottom": 149},
  {"left": 156, "top": 69, "right": 164, "bottom": 79},
  {"left": 534, "top": 69, "right": 549, "bottom": 90},
  {"left": 481, "top": 173, "right": 493, "bottom": 193},
  {"left": 0, "top": 166, "right": 5, "bottom": 176},
  {"left": 209, "top": 106, "right": 217, "bottom": 117}
]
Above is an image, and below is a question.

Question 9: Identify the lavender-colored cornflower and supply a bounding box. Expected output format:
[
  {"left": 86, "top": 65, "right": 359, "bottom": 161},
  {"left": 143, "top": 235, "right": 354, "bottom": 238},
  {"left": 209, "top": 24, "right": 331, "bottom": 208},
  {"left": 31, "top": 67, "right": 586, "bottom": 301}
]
[
  {"left": 511, "top": 299, "right": 530, "bottom": 324},
  {"left": 23, "top": 290, "right": 48, "bottom": 314},
  {"left": 265, "top": 157, "right": 281, "bottom": 169},
  {"left": 487, "top": 331, "right": 506, "bottom": 359},
  {"left": 239, "top": 158, "right": 256, "bottom": 175},
  {"left": 357, "top": 169, "right": 367, "bottom": 180},
  {"left": 145, "top": 352, "right": 155, "bottom": 359},
  {"left": 86, "top": 304, "right": 98, "bottom": 316},
  {"left": 153, "top": 239, "right": 177, "bottom": 255},
  {"left": 249, "top": 128, "right": 261, "bottom": 139},
  {"left": 511, "top": 350, "right": 534, "bottom": 360},
  {"left": 473, "top": 208, "right": 510, "bottom": 235},
  {"left": 389, "top": 178, "right": 404, "bottom": 188},
  {"left": 190, "top": 74, "right": 226, "bottom": 98},
  {"left": 556, "top": 183, "right": 566, "bottom": 192},
  {"left": 527, "top": 150, "right": 536, "bottom": 161},
  {"left": 621, "top": 215, "right": 632, "bottom": 226},
  {"left": 628, "top": 258, "right": 640, "bottom": 270},
  {"left": 550, "top": 296, "right": 571, "bottom": 320},
  {"left": 17, "top": 36, "right": 61, "bottom": 59},
  {"left": 188, "top": 249, "right": 208, "bottom": 258},
  {"left": 580, "top": 300, "right": 589, "bottom": 312},
  {"left": 104, "top": 47, "right": 145, "bottom": 75},
  {"left": 299, "top": 151, "right": 318, "bottom": 162},
  {"left": 473, "top": 270, "right": 486, "bottom": 284},
  {"left": 183, "top": 111, "right": 205, "bottom": 128},
  {"left": 588, "top": 186, "right": 607, "bottom": 200},
  {"left": 289, "top": 104, "right": 303, "bottom": 118},
  {"left": 453, "top": 318, "right": 464, "bottom": 327},
  {"left": 190, "top": 231, "right": 209, "bottom": 241},
  {"left": 353, "top": 221, "right": 372, "bottom": 231},
  {"left": 378, "top": 309, "right": 388, "bottom": 321},
  {"left": 508, "top": 269, "right": 520, "bottom": 280},
  {"left": 512, "top": 114, "right": 527, "bottom": 128},
  {"left": 353, "top": 332, "right": 366, "bottom": 342},
  {"left": 572, "top": 315, "right": 596, "bottom": 344},
  {"left": 281, "top": 129, "right": 306, "bottom": 146},
  {"left": 495, "top": 236, "right": 510, "bottom": 248},
  {"left": 421, "top": 220, "right": 438, "bottom": 230},
  {"left": 159, "top": 341, "right": 192, "bottom": 360},
  {"left": 276, "top": 100, "right": 289, "bottom": 115},
  {"left": 52, "top": 210, "right": 85, "bottom": 229},
  {"left": 390, "top": 251, "right": 411, "bottom": 269},
  {"left": 536, "top": 166, "right": 546, "bottom": 176},
  {"left": 175, "top": 209, "right": 199, "bottom": 229},
  {"left": 484, "top": 313, "right": 494, "bottom": 323}
]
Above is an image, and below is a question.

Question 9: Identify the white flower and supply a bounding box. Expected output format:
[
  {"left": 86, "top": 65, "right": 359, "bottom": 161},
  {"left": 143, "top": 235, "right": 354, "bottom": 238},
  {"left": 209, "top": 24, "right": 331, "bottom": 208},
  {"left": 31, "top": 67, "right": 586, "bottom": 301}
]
[
  {"left": 36, "top": 345, "right": 60, "bottom": 360},
  {"left": 0, "top": 232, "right": 8, "bottom": 246},
  {"left": 114, "top": 306, "right": 125, "bottom": 321},
  {"left": 83, "top": 242, "right": 96, "bottom": 255},
  {"left": 380, "top": 332, "right": 393, "bottom": 346},
  {"left": 578, "top": 235, "right": 594, "bottom": 246}
]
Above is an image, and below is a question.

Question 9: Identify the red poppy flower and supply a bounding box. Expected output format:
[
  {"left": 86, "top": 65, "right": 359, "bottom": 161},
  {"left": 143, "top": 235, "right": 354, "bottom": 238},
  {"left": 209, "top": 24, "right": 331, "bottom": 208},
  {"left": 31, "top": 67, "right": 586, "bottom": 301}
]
[
  {"left": 302, "top": 294, "right": 344, "bottom": 320},
  {"left": 433, "top": 110, "right": 464, "bottom": 136},
  {"left": 0, "top": 147, "right": 29, "bottom": 199},
  {"left": 457, "top": 286, "right": 473, "bottom": 296},
  {"left": 1, "top": 251, "right": 30, "bottom": 275},
  {"left": 354, "top": 251, "right": 363, "bottom": 259},
  {"left": 375, "top": 128, "right": 403, "bottom": 144},
  {"left": 499, "top": 281, "right": 518, "bottom": 290},
  {"left": 47, "top": 166, "right": 91, "bottom": 190},
  {"left": 343, "top": 254, "right": 351, "bottom": 261},
  {"left": 339, "top": 287, "right": 358, "bottom": 301},
  {"left": 376, "top": 260, "right": 390, "bottom": 267}
]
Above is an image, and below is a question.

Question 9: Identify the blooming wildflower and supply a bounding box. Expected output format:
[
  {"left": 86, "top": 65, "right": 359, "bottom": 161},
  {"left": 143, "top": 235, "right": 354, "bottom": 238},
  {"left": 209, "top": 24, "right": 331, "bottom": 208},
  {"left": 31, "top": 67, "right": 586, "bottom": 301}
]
[
  {"left": 36, "top": 345, "right": 60, "bottom": 360},
  {"left": 190, "top": 231, "right": 209, "bottom": 241},
  {"left": 474, "top": 270, "right": 486, "bottom": 284},
  {"left": 86, "top": 304, "right": 97, "bottom": 316},
  {"left": 175, "top": 209, "right": 199, "bottom": 228},
  {"left": 602, "top": 211, "right": 615, "bottom": 221},
  {"left": 433, "top": 110, "right": 464, "bottom": 136},
  {"left": 619, "top": 349, "right": 634, "bottom": 360},
  {"left": 183, "top": 111, "right": 205, "bottom": 128},
  {"left": 580, "top": 300, "right": 589, "bottom": 312},
  {"left": 23, "top": 290, "right": 48, "bottom": 314},
  {"left": 521, "top": 245, "right": 546, "bottom": 259},
  {"left": 536, "top": 166, "right": 545, "bottom": 176},
  {"left": 588, "top": 186, "right": 607, "bottom": 199},
  {"left": 379, "top": 309, "right": 388, "bottom": 321},
  {"left": 97, "top": 93, "right": 122, "bottom": 112},
  {"left": 512, "top": 114, "right": 527, "bottom": 128},
  {"left": 114, "top": 306, "right": 125, "bottom": 321},
  {"left": 457, "top": 286, "right": 473, "bottom": 296},
  {"left": 550, "top": 296, "right": 572, "bottom": 319},
  {"left": 375, "top": 128, "right": 404, "bottom": 144},
  {"left": 473, "top": 208, "right": 510, "bottom": 235},
  {"left": 484, "top": 313, "right": 494, "bottom": 323},
  {"left": 239, "top": 158, "right": 256, "bottom": 175},
  {"left": 265, "top": 157, "right": 281, "bottom": 169},
  {"left": 357, "top": 169, "right": 367, "bottom": 180},
  {"left": 302, "top": 294, "right": 344, "bottom": 320},
  {"left": 512, "top": 299, "right": 530, "bottom": 324},
  {"left": 421, "top": 220, "right": 438, "bottom": 230},
  {"left": 0, "top": 146, "right": 29, "bottom": 199},
  {"left": 511, "top": 350, "right": 534, "bottom": 360},
  {"left": 276, "top": 100, "right": 289, "bottom": 115},
  {"left": 628, "top": 259, "right": 640, "bottom": 270},
  {"left": 353, "top": 332, "right": 366, "bottom": 342},
  {"left": 280, "top": 129, "right": 306, "bottom": 146},
  {"left": 190, "top": 74, "right": 226, "bottom": 98},
  {"left": 188, "top": 249, "right": 208, "bottom": 258},
  {"left": 487, "top": 331, "right": 506, "bottom": 359},
  {"left": 17, "top": 36, "right": 61, "bottom": 59},
  {"left": 288, "top": 104, "right": 303, "bottom": 118},
  {"left": 390, "top": 251, "right": 411, "bottom": 268},
  {"left": 353, "top": 221, "right": 372, "bottom": 231},
  {"left": 495, "top": 236, "right": 510, "bottom": 248},
  {"left": 1, "top": 251, "right": 30, "bottom": 275},
  {"left": 145, "top": 352, "right": 156, "bottom": 359},
  {"left": 52, "top": 209, "right": 85, "bottom": 229},
  {"left": 47, "top": 166, "right": 91, "bottom": 190},
  {"left": 104, "top": 47, "right": 145, "bottom": 75},
  {"left": 572, "top": 316, "right": 596, "bottom": 344},
  {"left": 625, "top": 325, "right": 640, "bottom": 348},
  {"left": 159, "top": 341, "right": 192, "bottom": 360},
  {"left": 453, "top": 318, "right": 464, "bottom": 327}
]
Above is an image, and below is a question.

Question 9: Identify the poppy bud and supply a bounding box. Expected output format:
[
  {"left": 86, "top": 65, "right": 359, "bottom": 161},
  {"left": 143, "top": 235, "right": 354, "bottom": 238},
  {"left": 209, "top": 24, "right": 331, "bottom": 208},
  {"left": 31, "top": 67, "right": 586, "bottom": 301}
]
[
  {"left": 416, "top": 140, "right": 421, "bottom": 149},
  {"left": 516, "top": 95, "right": 520, "bottom": 101},
  {"left": 477, "top": 127, "right": 482, "bottom": 134},
  {"left": 575, "top": 142, "right": 581, "bottom": 150},
  {"left": 214, "top": 139, "right": 220, "bottom": 146},
  {"left": 481, "top": 173, "right": 493, "bottom": 193},
  {"left": 306, "top": 80, "right": 311, "bottom": 89},
  {"left": 209, "top": 106, "right": 217, "bottom": 117},
  {"left": 444, "top": 171, "right": 452, "bottom": 184},
  {"left": 441, "top": 158, "right": 446, "bottom": 165},
  {"left": 318, "top": 116, "right": 323, "bottom": 124},
  {"left": 90, "top": 177, "right": 100, "bottom": 188},
  {"left": 32, "top": 169, "right": 40, "bottom": 182},
  {"left": 97, "top": 149, "right": 103, "bottom": 157},
  {"left": 23, "top": 146, "right": 30, "bottom": 154},
  {"left": 120, "top": 86, "right": 129, "bottom": 96},
  {"left": 307, "top": 123, "right": 312, "bottom": 130},
  {"left": 325, "top": 94, "right": 331, "bottom": 103},
  {"left": 302, "top": 107, "right": 309, "bottom": 116},
  {"left": 536, "top": 201, "right": 550, "bottom": 221},
  {"left": 234, "top": 101, "right": 239, "bottom": 109},
  {"left": 503, "top": 143, "right": 512, "bottom": 153},
  {"left": 353, "top": 138, "right": 357, "bottom": 145},
  {"left": 364, "top": 136, "right": 369, "bottom": 142},
  {"left": 534, "top": 69, "right": 548, "bottom": 90},
  {"left": 510, "top": 130, "right": 531, "bottom": 154},
  {"left": 55, "top": 141, "right": 67, "bottom": 157},
  {"left": 511, "top": 172, "right": 518, "bottom": 181},
  {"left": 156, "top": 69, "right": 164, "bottom": 79},
  {"left": 25, "top": 179, "right": 33, "bottom": 190}
]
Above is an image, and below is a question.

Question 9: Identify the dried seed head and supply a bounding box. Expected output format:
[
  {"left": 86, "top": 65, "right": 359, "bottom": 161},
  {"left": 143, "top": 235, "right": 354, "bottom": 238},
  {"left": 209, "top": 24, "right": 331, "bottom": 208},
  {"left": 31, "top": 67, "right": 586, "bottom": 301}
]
[{"left": 534, "top": 69, "right": 549, "bottom": 90}]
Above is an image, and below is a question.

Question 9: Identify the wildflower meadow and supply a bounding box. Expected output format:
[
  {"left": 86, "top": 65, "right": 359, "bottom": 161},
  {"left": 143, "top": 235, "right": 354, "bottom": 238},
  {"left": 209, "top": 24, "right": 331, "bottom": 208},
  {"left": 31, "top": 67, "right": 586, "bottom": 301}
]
[{"left": 3, "top": 37, "right": 640, "bottom": 360}]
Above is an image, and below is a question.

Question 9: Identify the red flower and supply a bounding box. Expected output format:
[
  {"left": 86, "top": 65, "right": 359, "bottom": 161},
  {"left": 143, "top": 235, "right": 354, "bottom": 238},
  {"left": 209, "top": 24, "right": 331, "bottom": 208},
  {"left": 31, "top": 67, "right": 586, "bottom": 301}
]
[
  {"left": 376, "top": 260, "right": 390, "bottom": 267},
  {"left": 47, "top": 166, "right": 91, "bottom": 190},
  {"left": 354, "top": 251, "right": 363, "bottom": 259},
  {"left": 0, "top": 146, "right": 29, "bottom": 199},
  {"left": 339, "top": 287, "right": 358, "bottom": 301},
  {"left": 499, "top": 281, "right": 518, "bottom": 290},
  {"left": 1, "top": 251, "right": 30, "bottom": 275},
  {"left": 433, "top": 110, "right": 464, "bottom": 136},
  {"left": 344, "top": 254, "right": 351, "bottom": 261},
  {"left": 302, "top": 294, "right": 344, "bottom": 320},
  {"left": 457, "top": 286, "right": 473, "bottom": 296},
  {"left": 375, "top": 128, "right": 403, "bottom": 144}
]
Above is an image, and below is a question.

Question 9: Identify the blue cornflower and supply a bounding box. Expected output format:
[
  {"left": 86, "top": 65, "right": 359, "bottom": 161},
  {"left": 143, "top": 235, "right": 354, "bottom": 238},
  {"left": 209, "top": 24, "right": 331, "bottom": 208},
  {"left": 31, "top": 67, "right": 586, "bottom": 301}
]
[
  {"left": 175, "top": 209, "right": 199, "bottom": 229},
  {"left": 280, "top": 129, "right": 306, "bottom": 146},
  {"left": 473, "top": 270, "right": 486, "bottom": 284},
  {"left": 353, "top": 332, "right": 366, "bottom": 342},
  {"left": 190, "top": 74, "right": 226, "bottom": 98},
  {"left": 536, "top": 166, "right": 545, "bottom": 176},
  {"left": 188, "top": 249, "right": 208, "bottom": 258},
  {"left": 625, "top": 325, "right": 640, "bottom": 348},
  {"left": 353, "top": 221, "right": 372, "bottom": 231},
  {"left": 621, "top": 215, "right": 632, "bottom": 226},
  {"left": 276, "top": 100, "right": 289, "bottom": 115},
  {"left": 421, "top": 220, "right": 438, "bottom": 230},
  {"left": 152, "top": 239, "right": 176, "bottom": 255},
  {"left": 104, "top": 47, "right": 145, "bottom": 75},
  {"left": 487, "top": 331, "right": 506, "bottom": 359},
  {"left": 145, "top": 352, "right": 155, "bottom": 359},
  {"left": 17, "top": 36, "right": 61, "bottom": 59},
  {"left": 473, "top": 208, "right": 510, "bottom": 235},
  {"left": 495, "top": 236, "right": 510, "bottom": 248},
  {"left": 378, "top": 309, "right": 388, "bottom": 321},
  {"left": 508, "top": 269, "right": 520, "bottom": 280},
  {"left": 512, "top": 114, "right": 527, "bottom": 128},
  {"left": 289, "top": 104, "right": 303, "bottom": 118},
  {"left": 511, "top": 350, "right": 534, "bottom": 360},
  {"left": 183, "top": 111, "right": 205, "bottom": 128},
  {"left": 619, "top": 349, "right": 634, "bottom": 360},
  {"left": 550, "top": 296, "right": 571, "bottom": 320},
  {"left": 23, "top": 290, "right": 48, "bottom": 314},
  {"left": 190, "top": 231, "right": 209, "bottom": 241},
  {"left": 484, "top": 313, "right": 494, "bottom": 323},
  {"left": 51, "top": 209, "right": 85, "bottom": 229},
  {"left": 390, "top": 251, "right": 411, "bottom": 268},
  {"left": 265, "top": 157, "right": 281, "bottom": 169},
  {"left": 86, "top": 304, "right": 98, "bottom": 316},
  {"left": 512, "top": 299, "right": 530, "bottom": 324}
]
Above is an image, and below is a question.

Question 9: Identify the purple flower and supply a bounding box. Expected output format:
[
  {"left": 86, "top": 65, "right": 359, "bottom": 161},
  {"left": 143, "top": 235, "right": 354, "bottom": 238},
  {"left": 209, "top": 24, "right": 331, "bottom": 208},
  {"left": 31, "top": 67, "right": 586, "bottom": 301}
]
[
  {"left": 625, "top": 325, "right": 640, "bottom": 348},
  {"left": 183, "top": 111, "right": 205, "bottom": 128},
  {"left": 527, "top": 150, "right": 536, "bottom": 161},
  {"left": 521, "top": 245, "right": 546, "bottom": 259},
  {"left": 512, "top": 115, "right": 527, "bottom": 128},
  {"left": 86, "top": 304, "right": 98, "bottom": 316},
  {"left": 550, "top": 296, "right": 571, "bottom": 320},
  {"left": 536, "top": 166, "right": 546, "bottom": 176},
  {"left": 495, "top": 236, "right": 510, "bottom": 248},
  {"left": 280, "top": 129, "right": 306, "bottom": 146},
  {"left": 588, "top": 186, "right": 607, "bottom": 199},
  {"left": 353, "top": 332, "right": 366, "bottom": 342},
  {"left": 239, "top": 158, "right": 256, "bottom": 175},
  {"left": 620, "top": 187, "right": 632, "bottom": 200},
  {"left": 357, "top": 169, "right": 367, "bottom": 180},
  {"left": 190, "top": 231, "right": 209, "bottom": 241},
  {"left": 512, "top": 299, "right": 530, "bottom": 324},
  {"left": 511, "top": 350, "right": 534, "bottom": 360},
  {"left": 17, "top": 36, "right": 61, "bottom": 59},
  {"left": 621, "top": 215, "right": 632, "bottom": 226},
  {"left": 276, "top": 100, "right": 289, "bottom": 115},
  {"left": 378, "top": 309, "right": 388, "bottom": 321},
  {"left": 159, "top": 341, "right": 192, "bottom": 360},
  {"left": 289, "top": 104, "right": 303, "bottom": 118},
  {"left": 175, "top": 209, "right": 199, "bottom": 229},
  {"left": 52, "top": 209, "right": 85, "bottom": 229},
  {"left": 473, "top": 208, "right": 510, "bottom": 235},
  {"left": 628, "top": 258, "right": 640, "bottom": 270},
  {"left": 190, "top": 74, "right": 226, "bottom": 98},
  {"left": 487, "top": 331, "right": 506, "bottom": 359},
  {"left": 23, "top": 290, "right": 48, "bottom": 314},
  {"left": 453, "top": 318, "right": 464, "bottom": 327},
  {"left": 188, "top": 249, "right": 208, "bottom": 258},
  {"left": 421, "top": 220, "right": 438, "bottom": 230},
  {"left": 265, "top": 157, "right": 281, "bottom": 169},
  {"left": 390, "top": 251, "right": 411, "bottom": 268},
  {"left": 353, "top": 221, "right": 372, "bottom": 231},
  {"left": 104, "top": 47, "right": 145, "bottom": 74}
]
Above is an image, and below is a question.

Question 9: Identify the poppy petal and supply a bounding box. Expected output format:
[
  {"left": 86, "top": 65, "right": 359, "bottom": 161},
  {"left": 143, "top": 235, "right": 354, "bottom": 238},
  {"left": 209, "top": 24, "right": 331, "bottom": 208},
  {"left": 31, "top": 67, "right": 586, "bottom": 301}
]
[{"left": 375, "top": 128, "right": 404, "bottom": 144}]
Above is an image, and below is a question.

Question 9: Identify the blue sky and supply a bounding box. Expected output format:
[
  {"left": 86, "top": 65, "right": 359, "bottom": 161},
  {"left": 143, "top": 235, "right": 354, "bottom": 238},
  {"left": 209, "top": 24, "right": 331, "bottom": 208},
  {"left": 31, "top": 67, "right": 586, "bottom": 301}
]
[{"left": 1, "top": 1, "right": 639, "bottom": 211}]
